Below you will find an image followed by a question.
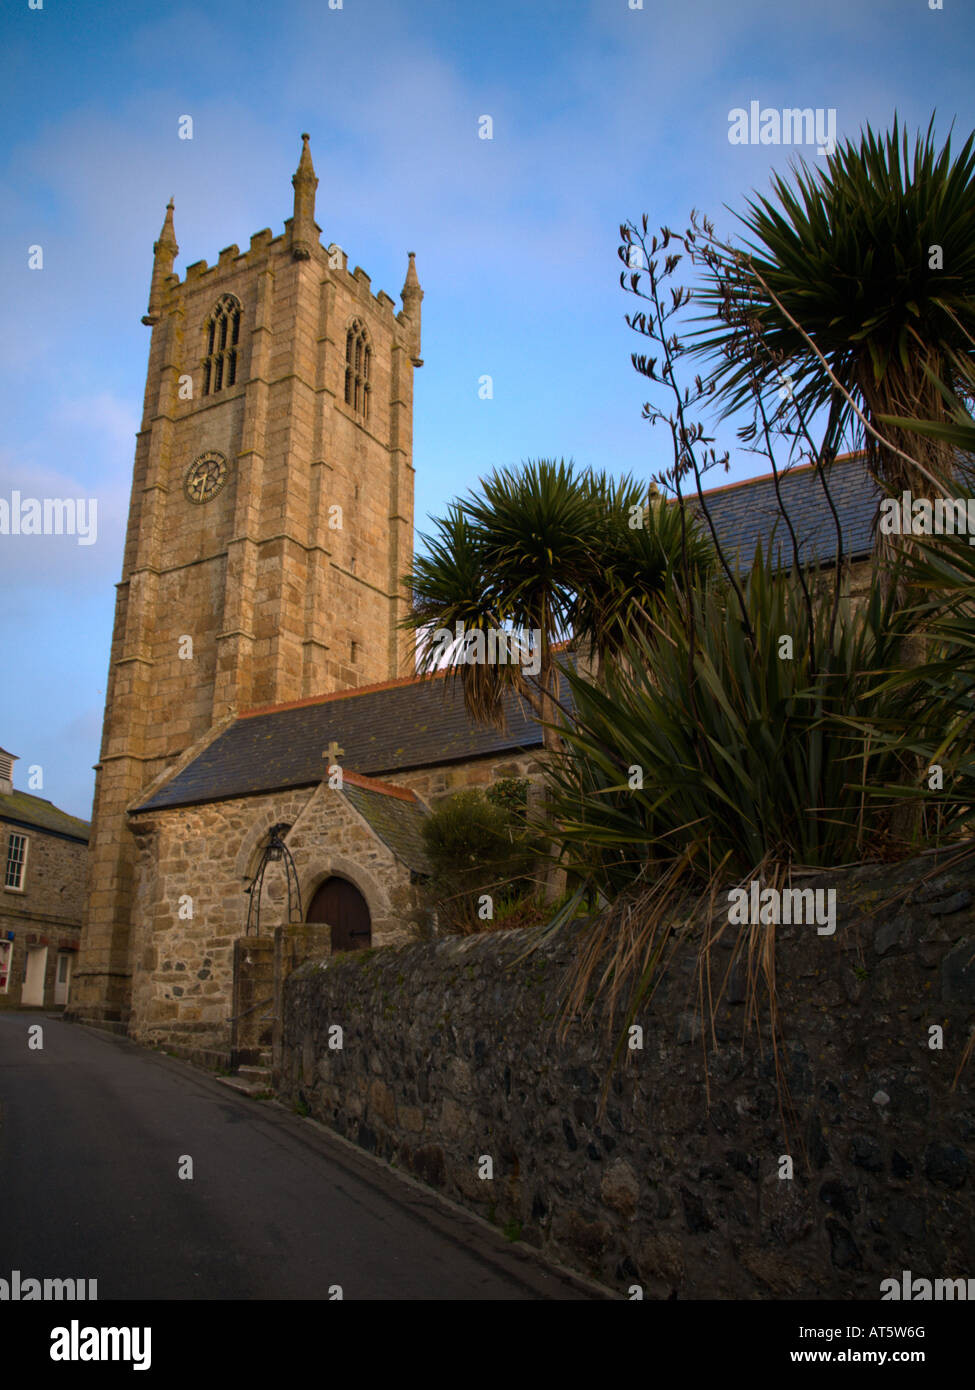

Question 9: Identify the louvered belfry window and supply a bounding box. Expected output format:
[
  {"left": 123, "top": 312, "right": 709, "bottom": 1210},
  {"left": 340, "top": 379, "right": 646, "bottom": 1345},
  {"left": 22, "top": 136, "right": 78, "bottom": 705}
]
[
  {"left": 202, "top": 294, "right": 242, "bottom": 396},
  {"left": 344, "top": 320, "right": 371, "bottom": 419}
]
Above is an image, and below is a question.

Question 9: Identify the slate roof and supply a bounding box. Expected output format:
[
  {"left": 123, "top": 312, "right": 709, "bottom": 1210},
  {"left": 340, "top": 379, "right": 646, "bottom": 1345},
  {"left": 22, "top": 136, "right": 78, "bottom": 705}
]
[
  {"left": 135, "top": 673, "right": 551, "bottom": 813},
  {"left": 690, "top": 453, "right": 880, "bottom": 572},
  {"left": 340, "top": 774, "right": 431, "bottom": 875},
  {"left": 0, "top": 790, "right": 90, "bottom": 842}
]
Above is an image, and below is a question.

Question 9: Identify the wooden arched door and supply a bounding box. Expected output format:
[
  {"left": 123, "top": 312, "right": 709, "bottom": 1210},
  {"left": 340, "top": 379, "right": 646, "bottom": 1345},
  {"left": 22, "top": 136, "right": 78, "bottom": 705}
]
[{"left": 307, "top": 876, "right": 372, "bottom": 952}]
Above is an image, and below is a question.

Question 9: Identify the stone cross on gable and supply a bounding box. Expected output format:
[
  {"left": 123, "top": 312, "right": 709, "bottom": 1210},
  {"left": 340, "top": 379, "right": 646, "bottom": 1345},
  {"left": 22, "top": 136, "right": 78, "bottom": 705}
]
[{"left": 324, "top": 741, "right": 344, "bottom": 766}]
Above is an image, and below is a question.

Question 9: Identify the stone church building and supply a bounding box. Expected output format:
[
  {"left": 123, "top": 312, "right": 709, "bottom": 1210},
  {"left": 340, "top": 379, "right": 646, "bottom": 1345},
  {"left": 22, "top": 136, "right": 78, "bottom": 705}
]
[
  {"left": 69, "top": 136, "right": 549, "bottom": 1065},
  {"left": 70, "top": 135, "right": 882, "bottom": 1069}
]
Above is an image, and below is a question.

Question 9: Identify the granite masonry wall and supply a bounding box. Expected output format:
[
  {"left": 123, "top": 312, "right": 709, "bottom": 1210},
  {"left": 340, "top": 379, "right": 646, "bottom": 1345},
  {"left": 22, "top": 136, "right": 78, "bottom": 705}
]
[
  {"left": 280, "top": 850, "right": 975, "bottom": 1297},
  {"left": 382, "top": 752, "right": 542, "bottom": 806}
]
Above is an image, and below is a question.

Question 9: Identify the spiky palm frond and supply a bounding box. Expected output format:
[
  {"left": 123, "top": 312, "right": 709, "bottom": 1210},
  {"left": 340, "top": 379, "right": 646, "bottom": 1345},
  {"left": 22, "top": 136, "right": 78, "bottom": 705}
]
[
  {"left": 402, "top": 503, "right": 514, "bottom": 730},
  {"left": 406, "top": 503, "right": 490, "bottom": 647},
  {"left": 693, "top": 115, "right": 975, "bottom": 511},
  {"left": 542, "top": 552, "right": 914, "bottom": 901},
  {"left": 402, "top": 459, "right": 706, "bottom": 739},
  {"left": 575, "top": 489, "right": 715, "bottom": 662},
  {"left": 463, "top": 457, "right": 597, "bottom": 642}
]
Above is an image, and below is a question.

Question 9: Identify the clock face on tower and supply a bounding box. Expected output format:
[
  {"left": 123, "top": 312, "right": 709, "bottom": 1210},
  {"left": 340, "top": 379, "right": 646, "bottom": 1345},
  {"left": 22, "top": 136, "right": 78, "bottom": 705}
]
[{"left": 184, "top": 451, "right": 230, "bottom": 504}]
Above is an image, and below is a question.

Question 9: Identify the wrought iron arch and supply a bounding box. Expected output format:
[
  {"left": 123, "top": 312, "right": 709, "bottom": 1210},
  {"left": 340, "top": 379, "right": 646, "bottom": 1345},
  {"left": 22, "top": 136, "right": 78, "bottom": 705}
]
[{"left": 245, "top": 822, "right": 303, "bottom": 935}]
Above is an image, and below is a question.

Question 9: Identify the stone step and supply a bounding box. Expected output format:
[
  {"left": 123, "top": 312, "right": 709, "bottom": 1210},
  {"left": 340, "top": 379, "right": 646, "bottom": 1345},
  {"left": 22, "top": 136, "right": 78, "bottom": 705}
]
[
  {"left": 237, "top": 1065, "right": 271, "bottom": 1083},
  {"left": 214, "top": 1073, "right": 271, "bottom": 1098}
]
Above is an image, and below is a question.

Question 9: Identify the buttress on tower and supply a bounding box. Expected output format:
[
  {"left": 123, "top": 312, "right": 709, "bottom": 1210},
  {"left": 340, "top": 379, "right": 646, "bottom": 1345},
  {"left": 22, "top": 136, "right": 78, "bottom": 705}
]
[{"left": 71, "top": 136, "right": 423, "bottom": 1026}]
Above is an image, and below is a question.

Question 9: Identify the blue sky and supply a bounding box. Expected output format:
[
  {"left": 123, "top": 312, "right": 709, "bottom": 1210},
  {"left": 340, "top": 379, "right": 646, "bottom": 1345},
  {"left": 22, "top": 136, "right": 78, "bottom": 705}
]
[{"left": 1, "top": 0, "right": 973, "bottom": 820}]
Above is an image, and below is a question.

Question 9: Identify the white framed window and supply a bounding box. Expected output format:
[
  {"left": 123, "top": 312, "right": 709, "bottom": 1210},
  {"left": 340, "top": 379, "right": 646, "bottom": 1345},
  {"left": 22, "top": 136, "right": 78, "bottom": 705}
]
[
  {"left": 4, "top": 832, "right": 28, "bottom": 890},
  {"left": 0, "top": 940, "right": 11, "bottom": 993}
]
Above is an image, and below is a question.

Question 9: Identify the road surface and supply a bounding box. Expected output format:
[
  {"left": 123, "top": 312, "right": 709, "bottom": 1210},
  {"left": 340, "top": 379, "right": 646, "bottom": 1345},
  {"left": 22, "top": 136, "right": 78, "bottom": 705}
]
[{"left": 0, "top": 1012, "right": 595, "bottom": 1300}]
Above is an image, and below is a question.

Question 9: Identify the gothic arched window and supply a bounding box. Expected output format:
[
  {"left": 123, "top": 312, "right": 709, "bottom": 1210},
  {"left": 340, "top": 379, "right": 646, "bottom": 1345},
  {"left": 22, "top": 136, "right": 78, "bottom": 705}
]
[
  {"left": 202, "top": 294, "right": 242, "bottom": 396},
  {"left": 344, "top": 320, "right": 371, "bottom": 419}
]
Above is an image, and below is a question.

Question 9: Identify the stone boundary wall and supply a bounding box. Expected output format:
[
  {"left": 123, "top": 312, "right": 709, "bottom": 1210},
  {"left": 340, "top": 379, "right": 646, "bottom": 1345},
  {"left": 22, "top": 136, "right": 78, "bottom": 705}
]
[{"left": 280, "top": 852, "right": 975, "bottom": 1297}]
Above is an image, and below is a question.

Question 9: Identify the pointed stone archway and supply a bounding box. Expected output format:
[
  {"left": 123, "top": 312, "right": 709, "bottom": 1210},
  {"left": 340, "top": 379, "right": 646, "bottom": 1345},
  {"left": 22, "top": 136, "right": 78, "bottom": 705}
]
[{"left": 306, "top": 875, "right": 372, "bottom": 952}]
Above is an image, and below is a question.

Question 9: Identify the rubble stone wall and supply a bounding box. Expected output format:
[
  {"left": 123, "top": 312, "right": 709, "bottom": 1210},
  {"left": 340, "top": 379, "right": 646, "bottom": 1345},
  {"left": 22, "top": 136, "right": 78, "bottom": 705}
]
[{"left": 281, "top": 851, "right": 975, "bottom": 1297}]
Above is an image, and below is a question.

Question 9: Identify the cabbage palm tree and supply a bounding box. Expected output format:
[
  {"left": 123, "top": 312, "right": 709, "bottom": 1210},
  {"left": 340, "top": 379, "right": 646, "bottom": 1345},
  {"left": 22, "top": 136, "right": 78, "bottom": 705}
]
[
  {"left": 695, "top": 115, "right": 975, "bottom": 539},
  {"left": 402, "top": 459, "right": 712, "bottom": 750}
]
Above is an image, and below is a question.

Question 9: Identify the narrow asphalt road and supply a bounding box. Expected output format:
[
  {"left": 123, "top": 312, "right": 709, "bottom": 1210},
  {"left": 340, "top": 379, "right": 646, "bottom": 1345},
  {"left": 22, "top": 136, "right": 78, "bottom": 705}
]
[{"left": 0, "top": 1013, "right": 595, "bottom": 1300}]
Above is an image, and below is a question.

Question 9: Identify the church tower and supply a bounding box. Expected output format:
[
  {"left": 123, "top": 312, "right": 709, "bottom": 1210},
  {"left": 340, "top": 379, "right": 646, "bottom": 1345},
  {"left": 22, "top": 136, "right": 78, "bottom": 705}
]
[{"left": 71, "top": 136, "right": 423, "bottom": 1027}]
